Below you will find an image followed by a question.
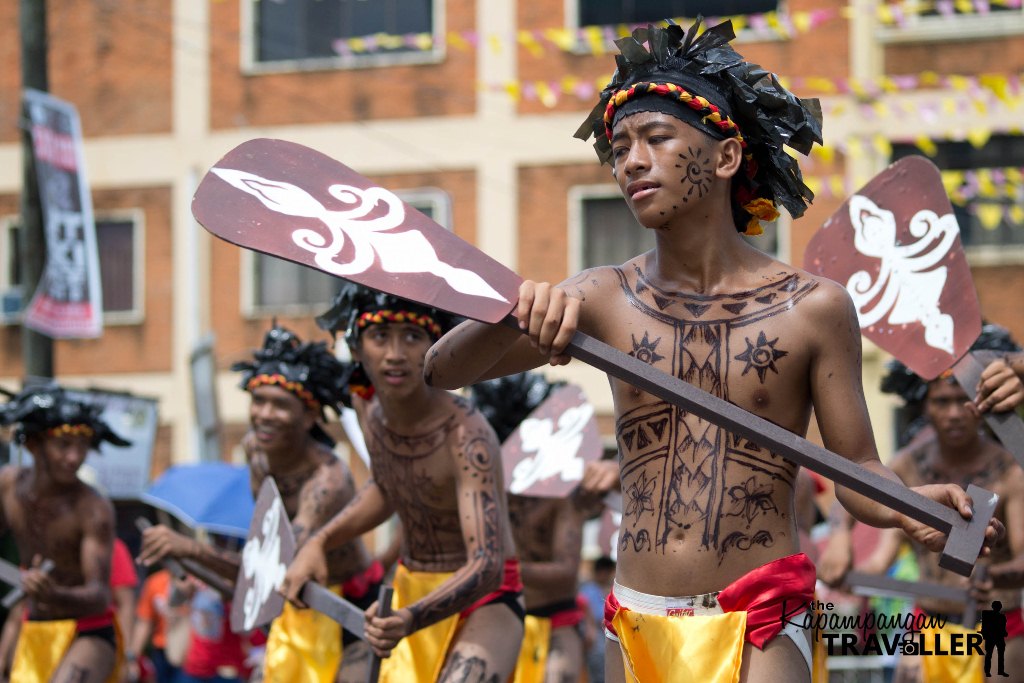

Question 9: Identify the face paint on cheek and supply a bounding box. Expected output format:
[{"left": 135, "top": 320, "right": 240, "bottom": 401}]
[{"left": 675, "top": 147, "right": 713, "bottom": 202}]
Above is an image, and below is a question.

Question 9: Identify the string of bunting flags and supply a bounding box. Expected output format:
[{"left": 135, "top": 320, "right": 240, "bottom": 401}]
[{"left": 323, "top": 2, "right": 1024, "bottom": 59}]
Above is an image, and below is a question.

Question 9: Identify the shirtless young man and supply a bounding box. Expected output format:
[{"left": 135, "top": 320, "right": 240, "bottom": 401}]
[
  {"left": 280, "top": 284, "right": 523, "bottom": 683},
  {"left": 139, "top": 325, "right": 381, "bottom": 683},
  {"left": 848, "top": 333, "right": 1024, "bottom": 681},
  {"left": 470, "top": 373, "right": 597, "bottom": 683},
  {"left": 0, "top": 384, "right": 129, "bottom": 683},
  {"left": 425, "top": 20, "right": 1001, "bottom": 683}
]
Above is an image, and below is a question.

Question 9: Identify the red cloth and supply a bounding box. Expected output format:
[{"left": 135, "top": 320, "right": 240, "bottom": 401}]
[
  {"left": 76, "top": 607, "right": 118, "bottom": 632},
  {"left": 182, "top": 589, "right": 251, "bottom": 679},
  {"left": 460, "top": 559, "right": 523, "bottom": 619},
  {"left": 550, "top": 604, "right": 585, "bottom": 630},
  {"left": 342, "top": 560, "right": 385, "bottom": 601},
  {"left": 110, "top": 539, "right": 139, "bottom": 590},
  {"left": 604, "top": 553, "right": 816, "bottom": 649}
]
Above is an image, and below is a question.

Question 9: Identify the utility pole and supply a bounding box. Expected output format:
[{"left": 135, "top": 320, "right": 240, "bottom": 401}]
[{"left": 19, "top": 0, "right": 52, "bottom": 380}]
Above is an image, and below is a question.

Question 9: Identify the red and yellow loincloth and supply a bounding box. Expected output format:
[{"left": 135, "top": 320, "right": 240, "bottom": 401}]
[
  {"left": 263, "top": 560, "right": 385, "bottom": 683},
  {"left": 11, "top": 608, "right": 123, "bottom": 683},
  {"left": 603, "top": 553, "right": 816, "bottom": 683},
  {"left": 513, "top": 598, "right": 586, "bottom": 683},
  {"left": 380, "top": 558, "right": 523, "bottom": 683}
]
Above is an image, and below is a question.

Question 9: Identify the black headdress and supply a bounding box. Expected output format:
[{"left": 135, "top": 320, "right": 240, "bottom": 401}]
[
  {"left": 468, "top": 372, "right": 564, "bottom": 444},
  {"left": 575, "top": 18, "right": 823, "bottom": 236},
  {"left": 0, "top": 384, "right": 130, "bottom": 449},
  {"left": 316, "top": 283, "right": 457, "bottom": 400},
  {"left": 232, "top": 325, "right": 354, "bottom": 446},
  {"left": 880, "top": 322, "right": 1022, "bottom": 406}
]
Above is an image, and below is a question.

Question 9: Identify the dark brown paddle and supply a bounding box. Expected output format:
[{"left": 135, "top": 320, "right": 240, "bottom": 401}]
[
  {"left": 804, "top": 155, "right": 1024, "bottom": 472},
  {"left": 134, "top": 517, "right": 235, "bottom": 599},
  {"left": 0, "top": 557, "right": 54, "bottom": 609},
  {"left": 191, "top": 138, "right": 996, "bottom": 577},
  {"left": 231, "top": 478, "right": 389, "bottom": 682}
]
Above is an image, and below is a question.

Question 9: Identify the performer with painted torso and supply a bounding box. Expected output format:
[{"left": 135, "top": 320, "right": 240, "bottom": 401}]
[
  {"left": 425, "top": 19, "right": 1002, "bottom": 683},
  {"left": 0, "top": 384, "right": 129, "bottom": 683},
  {"left": 281, "top": 284, "right": 523, "bottom": 683},
  {"left": 139, "top": 325, "right": 380, "bottom": 683}
]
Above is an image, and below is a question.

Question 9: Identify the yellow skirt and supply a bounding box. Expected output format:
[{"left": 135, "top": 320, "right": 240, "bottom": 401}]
[
  {"left": 379, "top": 565, "right": 461, "bottom": 683},
  {"left": 11, "top": 617, "right": 123, "bottom": 683},
  {"left": 263, "top": 584, "right": 344, "bottom": 683}
]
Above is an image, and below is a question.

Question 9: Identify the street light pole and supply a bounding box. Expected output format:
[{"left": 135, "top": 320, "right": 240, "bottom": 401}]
[{"left": 19, "top": 0, "right": 53, "bottom": 380}]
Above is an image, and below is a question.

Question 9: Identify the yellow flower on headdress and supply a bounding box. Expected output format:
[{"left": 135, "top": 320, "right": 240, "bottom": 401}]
[{"left": 742, "top": 198, "right": 779, "bottom": 236}]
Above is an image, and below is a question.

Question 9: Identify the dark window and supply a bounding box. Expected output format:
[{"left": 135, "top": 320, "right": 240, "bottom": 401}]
[
  {"left": 579, "top": 194, "right": 778, "bottom": 269},
  {"left": 580, "top": 0, "right": 779, "bottom": 26},
  {"left": 256, "top": 0, "right": 434, "bottom": 63},
  {"left": 892, "top": 136, "right": 1024, "bottom": 248},
  {"left": 95, "top": 217, "right": 137, "bottom": 314}
]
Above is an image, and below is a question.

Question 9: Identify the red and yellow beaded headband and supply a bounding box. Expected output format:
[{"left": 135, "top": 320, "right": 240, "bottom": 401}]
[
  {"left": 356, "top": 309, "right": 442, "bottom": 339},
  {"left": 603, "top": 82, "right": 747, "bottom": 153},
  {"left": 45, "top": 424, "right": 96, "bottom": 439},
  {"left": 246, "top": 373, "right": 320, "bottom": 411},
  {"left": 602, "top": 81, "right": 779, "bottom": 236}
]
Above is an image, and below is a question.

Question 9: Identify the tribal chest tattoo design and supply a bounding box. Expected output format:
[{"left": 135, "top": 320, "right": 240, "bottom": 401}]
[{"left": 613, "top": 266, "right": 818, "bottom": 561}]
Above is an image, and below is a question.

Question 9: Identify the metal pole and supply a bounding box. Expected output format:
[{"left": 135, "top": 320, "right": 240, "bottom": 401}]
[{"left": 19, "top": 0, "right": 52, "bottom": 380}]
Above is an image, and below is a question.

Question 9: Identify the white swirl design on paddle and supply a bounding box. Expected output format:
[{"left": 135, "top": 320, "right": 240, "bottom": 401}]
[
  {"left": 846, "top": 194, "right": 959, "bottom": 354},
  {"left": 211, "top": 168, "right": 508, "bottom": 303},
  {"left": 509, "top": 403, "right": 594, "bottom": 495},
  {"left": 241, "top": 495, "right": 287, "bottom": 632}
]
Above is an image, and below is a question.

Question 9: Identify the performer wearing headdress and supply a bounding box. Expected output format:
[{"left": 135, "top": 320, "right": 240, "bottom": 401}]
[
  {"left": 425, "top": 18, "right": 1002, "bottom": 683},
  {"left": 470, "top": 372, "right": 613, "bottom": 683},
  {"left": 825, "top": 324, "right": 1024, "bottom": 682},
  {"left": 139, "top": 325, "right": 382, "bottom": 683},
  {"left": 0, "top": 383, "right": 130, "bottom": 683},
  {"left": 281, "top": 283, "right": 523, "bottom": 683}
]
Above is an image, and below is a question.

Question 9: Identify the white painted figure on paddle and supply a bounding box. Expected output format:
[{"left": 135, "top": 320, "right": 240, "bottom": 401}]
[
  {"left": 509, "top": 403, "right": 595, "bottom": 494},
  {"left": 846, "top": 194, "right": 959, "bottom": 354},
  {"left": 241, "top": 493, "right": 287, "bottom": 631},
  {"left": 210, "top": 167, "right": 508, "bottom": 303}
]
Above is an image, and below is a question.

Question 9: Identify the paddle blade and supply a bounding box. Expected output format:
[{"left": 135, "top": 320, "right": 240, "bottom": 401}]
[
  {"left": 502, "top": 384, "right": 603, "bottom": 497},
  {"left": 230, "top": 478, "right": 296, "bottom": 633},
  {"left": 192, "top": 138, "right": 521, "bottom": 324},
  {"left": 803, "top": 156, "right": 981, "bottom": 380}
]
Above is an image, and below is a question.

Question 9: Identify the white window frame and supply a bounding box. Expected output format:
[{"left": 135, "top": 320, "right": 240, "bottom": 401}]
[
  {"left": 878, "top": 0, "right": 1024, "bottom": 43},
  {"left": 240, "top": 0, "right": 446, "bottom": 75},
  {"left": 568, "top": 184, "right": 789, "bottom": 274},
  {"left": 242, "top": 187, "right": 453, "bottom": 317},
  {"left": 563, "top": 0, "right": 789, "bottom": 55},
  {"left": 0, "top": 210, "right": 145, "bottom": 325}
]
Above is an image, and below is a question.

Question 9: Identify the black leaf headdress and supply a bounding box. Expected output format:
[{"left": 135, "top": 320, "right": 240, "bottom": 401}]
[
  {"left": 316, "top": 283, "right": 458, "bottom": 401},
  {"left": 316, "top": 282, "right": 457, "bottom": 349},
  {"left": 0, "top": 384, "right": 131, "bottom": 449},
  {"left": 575, "top": 18, "right": 823, "bottom": 236},
  {"left": 468, "top": 372, "right": 564, "bottom": 444},
  {"left": 232, "top": 325, "right": 354, "bottom": 449}
]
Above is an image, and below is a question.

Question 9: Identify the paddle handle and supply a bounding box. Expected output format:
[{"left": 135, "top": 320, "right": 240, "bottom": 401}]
[
  {"left": 134, "top": 517, "right": 235, "bottom": 598},
  {"left": 953, "top": 351, "right": 1024, "bottom": 473},
  {"left": 301, "top": 581, "right": 366, "bottom": 639},
  {"left": 1, "top": 559, "right": 54, "bottom": 610},
  {"left": 367, "top": 584, "right": 394, "bottom": 683},
  {"left": 845, "top": 571, "right": 970, "bottom": 604},
  {"left": 499, "top": 314, "right": 996, "bottom": 576}
]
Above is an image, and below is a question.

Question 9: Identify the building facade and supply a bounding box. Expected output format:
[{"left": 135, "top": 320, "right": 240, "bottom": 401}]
[{"left": 0, "top": 0, "right": 1021, "bottom": 479}]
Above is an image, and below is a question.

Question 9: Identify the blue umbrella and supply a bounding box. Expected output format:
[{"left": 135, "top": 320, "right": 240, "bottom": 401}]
[{"left": 141, "top": 462, "right": 254, "bottom": 539}]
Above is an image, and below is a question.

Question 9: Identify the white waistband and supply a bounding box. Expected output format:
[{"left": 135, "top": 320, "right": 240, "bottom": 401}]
[{"left": 612, "top": 580, "right": 723, "bottom": 616}]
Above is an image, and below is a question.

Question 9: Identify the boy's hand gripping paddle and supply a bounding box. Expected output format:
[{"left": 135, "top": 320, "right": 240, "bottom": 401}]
[
  {"left": 193, "top": 138, "right": 996, "bottom": 577},
  {"left": 804, "top": 156, "right": 1024, "bottom": 472}
]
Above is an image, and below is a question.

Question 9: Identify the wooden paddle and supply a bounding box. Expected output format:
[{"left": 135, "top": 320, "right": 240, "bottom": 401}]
[
  {"left": 804, "top": 156, "right": 1024, "bottom": 471},
  {"left": 0, "top": 557, "right": 53, "bottom": 609},
  {"left": 191, "top": 138, "right": 996, "bottom": 577},
  {"left": 231, "top": 478, "right": 390, "bottom": 682},
  {"left": 134, "top": 517, "right": 235, "bottom": 599}
]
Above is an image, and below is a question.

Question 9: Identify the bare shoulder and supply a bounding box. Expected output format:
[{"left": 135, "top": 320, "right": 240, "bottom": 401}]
[
  {"left": 558, "top": 264, "right": 623, "bottom": 301},
  {"left": 309, "top": 445, "right": 353, "bottom": 490},
  {"left": 76, "top": 483, "right": 116, "bottom": 528},
  {"left": 889, "top": 443, "right": 925, "bottom": 484}
]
